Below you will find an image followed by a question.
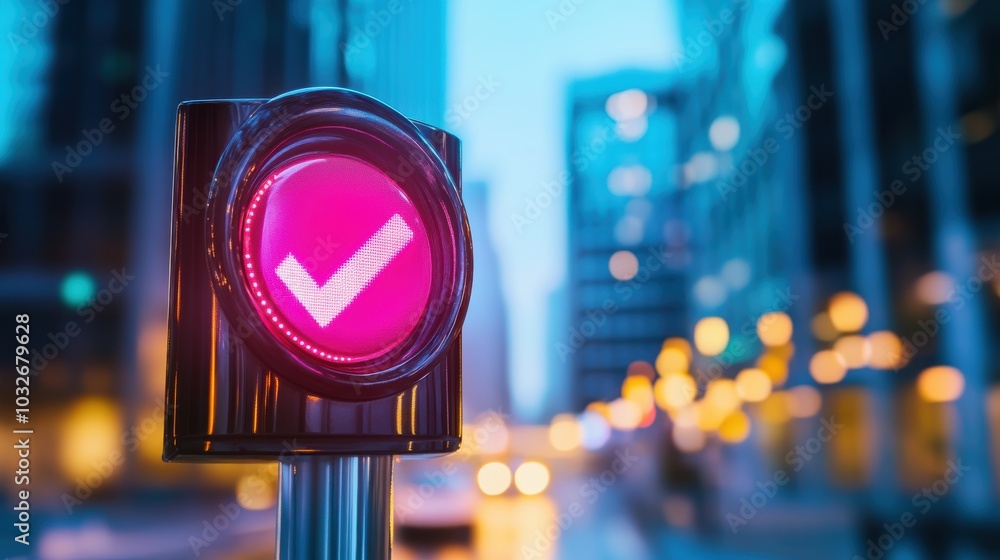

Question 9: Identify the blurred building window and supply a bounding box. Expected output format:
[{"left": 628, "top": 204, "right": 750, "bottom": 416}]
[{"left": 0, "top": 2, "right": 53, "bottom": 162}]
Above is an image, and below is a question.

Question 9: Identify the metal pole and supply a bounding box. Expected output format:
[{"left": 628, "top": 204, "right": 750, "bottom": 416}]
[{"left": 276, "top": 455, "right": 393, "bottom": 560}]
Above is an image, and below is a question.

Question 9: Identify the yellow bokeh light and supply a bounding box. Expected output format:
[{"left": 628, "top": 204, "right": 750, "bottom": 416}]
[
  {"left": 828, "top": 292, "right": 869, "bottom": 332},
  {"left": 59, "top": 397, "right": 123, "bottom": 482},
  {"left": 704, "top": 379, "right": 742, "bottom": 414},
  {"left": 621, "top": 375, "right": 654, "bottom": 414},
  {"left": 917, "top": 366, "right": 965, "bottom": 403},
  {"left": 477, "top": 462, "right": 512, "bottom": 496},
  {"left": 236, "top": 474, "right": 276, "bottom": 511},
  {"left": 834, "top": 335, "right": 871, "bottom": 369},
  {"left": 759, "top": 392, "right": 791, "bottom": 424},
  {"left": 608, "top": 398, "right": 643, "bottom": 431},
  {"left": 810, "top": 350, "right": 848, "bottom": 384},
  {"left": 735, "top": 368, "right": 773, "bottom": 402},
  {"left": 514, "top": 461, "right": 550, "bottom": 496},
  {"left": 655, "top": 347, "right": 689, "bottom": 376},
  {"left": 787, "top": 386, "right": 823, "bottom": 418},
  {"left": 868, "top": 331, "right": 904, "bottom": 370},
  {"left": 694, "top": 401, "right": 727, "bottom": 431},
  {"left": 757, "top": 354, "right": 790, "bottom": 386},
  {"left": 694, "top": 317, "right": 730, "bottom": 356},
  {"left": 654, "top": 374, "right": 697, "bottom": 410},
  {"left": 662, "top": 337, "right": 694, "bottom": 361},
  {"left": 757, "top": 312, "right": 793, "bottom": 347},
  {"left": 718, "top": 410, "right": 751, "bottom": 444},
  {"left": 672, "top": 424, "right": 706, "bottom": 453},
  {"left": 548, "top": 413, "right": 582, "bottom": 452}
]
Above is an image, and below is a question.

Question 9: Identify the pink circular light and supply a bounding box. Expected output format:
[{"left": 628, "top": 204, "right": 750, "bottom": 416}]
[{"left": 242, "top": 154, "right": 432, "bottom": 365}]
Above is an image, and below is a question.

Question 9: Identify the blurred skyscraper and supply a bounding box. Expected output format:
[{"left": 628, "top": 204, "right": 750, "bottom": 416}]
[
  {"left": 668, "top": 0, "right": 1000, "bottom": 554},
  {"left": 343, "top": 0, "right": 446, "bottom": 127},
  {"left": 564, "top": 70, "right": 689, "bottom": 408}
]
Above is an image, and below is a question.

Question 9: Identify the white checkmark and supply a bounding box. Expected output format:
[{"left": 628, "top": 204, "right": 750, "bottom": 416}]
[{"left": 275, "top": 213, "right": 414, "bottom": 327}]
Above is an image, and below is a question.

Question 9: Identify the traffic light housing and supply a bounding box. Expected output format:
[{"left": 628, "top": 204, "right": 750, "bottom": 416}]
[{"left": 163, "top": 89, "right": 471, "bottom": 460}]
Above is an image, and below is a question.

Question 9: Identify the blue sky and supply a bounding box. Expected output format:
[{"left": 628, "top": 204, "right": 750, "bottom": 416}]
[{"left": 448, "top": 1, "right": 681, "bottom": 420}]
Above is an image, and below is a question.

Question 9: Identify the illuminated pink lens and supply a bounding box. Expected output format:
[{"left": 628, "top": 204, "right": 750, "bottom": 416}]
[{"left": 242, "top": 154, "right": 432, "bottom": 364}]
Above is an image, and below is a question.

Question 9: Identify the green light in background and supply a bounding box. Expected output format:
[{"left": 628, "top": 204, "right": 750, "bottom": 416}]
[{"left": 60, "top": 271, "right": 96, "bottom": 308}]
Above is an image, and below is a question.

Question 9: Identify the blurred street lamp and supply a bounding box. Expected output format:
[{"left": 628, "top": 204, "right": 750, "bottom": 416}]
[
  {"left": 834, "top": 335, "right": 871, "bottom": 369},
  {"left": 828, "top": 292, "right": 869, "bottom": 332},
  {"left": 514, "top": 462, "right": 550, "bottom": 496},
  {"left": 477, "top": 462, "right": 512, "bottom": 496},
  {"left": 718, "top": 411, "right": 751, "bottom": 444},
  {"left": 867, "top": 331, "right": 904, "bottom": 370},
  {"left": 736, "top": 368, "right": 773, "bottom": 402},
  {"left": 654, "top": 374, "right": 696, "bottom": 411},
  {"left": 757, "top": 311, "right": 793, "bottom": 347},
  {"left": 917, "top": 366, "right": 965, "bottom": 403},
  {"left": 809, "top": 350, "right": 848, "bottom": 384},
  {"left": 694, "top": 317, "right": 730, "bottom": 356},
  {"left": 705, "top": 379, "right": 741, "bottom": 412},
  {"left": 655, "top": 347, "right": 689, "bottom": 376},
  {"left": 757, "top": 354, "right": 790, "bottom": 386}
]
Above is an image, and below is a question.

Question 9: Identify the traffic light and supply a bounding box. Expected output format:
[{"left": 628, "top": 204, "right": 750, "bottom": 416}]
[{"left": 163, "top": 88, "right": 471, "bottom": 459}]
